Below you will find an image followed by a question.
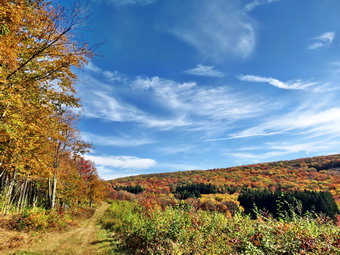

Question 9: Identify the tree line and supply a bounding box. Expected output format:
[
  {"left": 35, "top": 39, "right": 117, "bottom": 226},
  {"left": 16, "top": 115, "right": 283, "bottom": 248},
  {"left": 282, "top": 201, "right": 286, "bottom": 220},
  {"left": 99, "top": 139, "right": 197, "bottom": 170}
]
[
  {"left": 113, "top": 185, "right": 145, "bottom": 194},
  {"left": 238, "top": 189, "right": 339, "bottom": 219},
  {"left": 0, "top": 0, "right": 105, "bottom": 213},
  {"left": 174, "top": 183, "right": 217, "bottom": 199}
]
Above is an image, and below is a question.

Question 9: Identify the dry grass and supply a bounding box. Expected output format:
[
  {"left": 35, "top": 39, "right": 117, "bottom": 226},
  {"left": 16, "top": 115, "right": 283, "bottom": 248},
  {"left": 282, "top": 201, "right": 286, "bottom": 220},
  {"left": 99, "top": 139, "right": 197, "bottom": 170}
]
[{"left": 0, "top": 203, "right": 114, "bottom": 255}]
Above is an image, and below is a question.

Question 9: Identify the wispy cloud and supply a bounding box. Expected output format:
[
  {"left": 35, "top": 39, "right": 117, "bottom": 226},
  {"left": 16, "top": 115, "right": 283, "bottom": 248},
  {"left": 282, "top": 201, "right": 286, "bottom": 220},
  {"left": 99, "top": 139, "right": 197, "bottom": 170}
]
[
  {"left": 99, "top": 0, "right": 157, "bottom": 6},
  {"left": 329, "top": 62, "right": 340, "bottom": 73},
  {"left": 162, "top": 0, "right": 256, "bottom": 61},
  {"left": 245, "top": 0, "right": 281, "bottom": 12},
  {"left": 184, "top": 65, "right": 224, "bottom": 78},
  {"left": 159, "top": 145, "right": 195, "bottom": 155},
  {"left": 207, "top": 131, "right": 281, "bottom": 141},
  {"left": 85, "top": 155, "right": 156, "bottom": 169},
  {"left": 228, "top": 139, "right": 337, "bottom": 161},
  {"left": 133, "top": 76, "right": 267, "bottom": 122},
  {"left": 83, "top": 89, "right": 191, "bottom": 129},
  {"left": 82, "top": 132, "right": 154, "bottom": 147},
  {"left": 230, "top": 107, "right": 340, "bottom": 139},
  {"left": 308, "top": 32, "right": 335, "bottom": 50},
  {"left": 78, "top": 63, "right": 269, "bottom": 134},
  {"left": 84, "top": 61, "right": 125, "bottom": 82},
  {"left": 82, "top": 90, "right": 145, "bottom": 122},
  {"left": 239, "top": 74, "right": 317, "bottom": 90}
]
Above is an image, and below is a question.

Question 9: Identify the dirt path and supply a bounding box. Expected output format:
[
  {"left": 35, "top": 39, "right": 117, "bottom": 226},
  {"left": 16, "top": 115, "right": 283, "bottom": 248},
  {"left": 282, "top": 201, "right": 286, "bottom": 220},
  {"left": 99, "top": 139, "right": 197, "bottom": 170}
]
[{"left": 9, "top": 202, "right": 113, "bottom": 255}]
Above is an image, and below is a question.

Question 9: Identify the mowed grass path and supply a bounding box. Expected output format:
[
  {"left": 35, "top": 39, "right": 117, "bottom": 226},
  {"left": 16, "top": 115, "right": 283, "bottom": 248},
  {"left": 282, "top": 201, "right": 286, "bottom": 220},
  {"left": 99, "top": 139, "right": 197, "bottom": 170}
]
[{"left": 7, "top": 202, "right": 116, "bottom": 255}]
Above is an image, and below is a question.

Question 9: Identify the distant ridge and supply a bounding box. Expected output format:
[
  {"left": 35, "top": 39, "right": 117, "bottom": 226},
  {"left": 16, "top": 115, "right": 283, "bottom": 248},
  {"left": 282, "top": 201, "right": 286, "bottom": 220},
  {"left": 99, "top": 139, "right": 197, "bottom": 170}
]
[{"left": 109, "top": 154, "right": 340, "bottom": 203}]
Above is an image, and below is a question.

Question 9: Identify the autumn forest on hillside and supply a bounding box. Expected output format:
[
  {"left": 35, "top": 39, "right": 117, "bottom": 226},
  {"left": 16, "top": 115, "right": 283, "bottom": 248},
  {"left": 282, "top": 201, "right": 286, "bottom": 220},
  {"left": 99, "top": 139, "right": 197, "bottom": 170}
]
[{"left": 1, "top": 1, "right": 340, "bottom": 254}]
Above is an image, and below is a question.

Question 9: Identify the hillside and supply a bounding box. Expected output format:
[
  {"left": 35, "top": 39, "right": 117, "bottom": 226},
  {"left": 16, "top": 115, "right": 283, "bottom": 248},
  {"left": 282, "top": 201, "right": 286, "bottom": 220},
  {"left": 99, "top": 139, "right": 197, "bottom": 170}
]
[{"left": 109, "top": 154, "right": 340, "bottom": 203}]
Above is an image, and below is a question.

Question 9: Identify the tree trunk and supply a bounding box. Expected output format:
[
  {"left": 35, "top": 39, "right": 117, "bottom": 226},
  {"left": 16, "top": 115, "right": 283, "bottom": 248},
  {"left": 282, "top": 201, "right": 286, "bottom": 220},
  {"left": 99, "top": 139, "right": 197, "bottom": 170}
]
[
  {"left": 51, "top": 174, "right": 57, "bottom": 209},
  {"left": 2, "top": 170, "right": 17, "bottom": 214}
]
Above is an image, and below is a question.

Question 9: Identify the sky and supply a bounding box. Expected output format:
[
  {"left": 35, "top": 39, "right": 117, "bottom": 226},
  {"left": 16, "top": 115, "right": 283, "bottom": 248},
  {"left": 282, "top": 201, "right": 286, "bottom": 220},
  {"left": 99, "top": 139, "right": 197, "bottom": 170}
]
[{"left": 54, "top": 0, "right": 340, "bottom": 179}]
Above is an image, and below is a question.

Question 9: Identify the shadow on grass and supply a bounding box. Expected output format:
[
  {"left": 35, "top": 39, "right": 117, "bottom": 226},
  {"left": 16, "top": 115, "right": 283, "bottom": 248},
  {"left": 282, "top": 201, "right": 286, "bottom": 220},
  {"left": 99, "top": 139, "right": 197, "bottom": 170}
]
[{"left": 91, "top": 234, "right": 127, "bottom": 254}]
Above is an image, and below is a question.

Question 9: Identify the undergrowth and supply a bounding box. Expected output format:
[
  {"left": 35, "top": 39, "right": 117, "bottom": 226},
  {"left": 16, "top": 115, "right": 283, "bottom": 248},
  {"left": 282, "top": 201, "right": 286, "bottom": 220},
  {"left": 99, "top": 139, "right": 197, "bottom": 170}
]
[
  {"left": 0, "top": 207, "right": 95, "bottom": 232},
  {"left": 100, "top": 200, "right": 340, "bottom": 255}
]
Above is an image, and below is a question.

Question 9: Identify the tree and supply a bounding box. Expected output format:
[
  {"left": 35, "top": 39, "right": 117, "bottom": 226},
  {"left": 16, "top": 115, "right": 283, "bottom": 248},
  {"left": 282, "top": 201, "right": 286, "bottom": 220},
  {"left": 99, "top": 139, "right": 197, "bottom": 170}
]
[{"left": 0, "top": 0, "right": 93, "bottom": 212}]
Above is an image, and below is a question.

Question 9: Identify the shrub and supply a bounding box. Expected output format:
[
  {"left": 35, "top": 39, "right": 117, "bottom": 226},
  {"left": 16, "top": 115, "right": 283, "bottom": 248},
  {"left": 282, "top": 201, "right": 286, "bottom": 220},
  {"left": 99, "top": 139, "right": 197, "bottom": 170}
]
[
  {"left": 101, "top": 200, "right": 340, "bottom": 254},
  {"left": 10, "top": 208, "right": 75, "bottom": 231}
]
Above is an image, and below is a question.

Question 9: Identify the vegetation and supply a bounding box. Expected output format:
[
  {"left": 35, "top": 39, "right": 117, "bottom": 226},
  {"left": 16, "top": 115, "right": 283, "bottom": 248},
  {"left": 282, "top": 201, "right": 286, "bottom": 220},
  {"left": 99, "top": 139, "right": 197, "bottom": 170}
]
[
  {"left": 101, "top": 200, "right": 340, "bottom": 254},
  {"left": 174, "top": 183, "right": 217, "bottom": 199},
  {"left": 109, "top": 154, "right": 340, "bottom": 205},
  {"left": 0, "top": 0, "right": 105, "bottom": 216},
  {"left": 114, "top": 185, "right": 145, "bottom": 194},
  {"left": 1, "top": 2, "right": 340, "bottom": 254},
  {"left": 105, "top": 155, "right": 340, "bottom": 254},
  {"left": 238, "top": 189, "right": 339, "bottom": 219}
]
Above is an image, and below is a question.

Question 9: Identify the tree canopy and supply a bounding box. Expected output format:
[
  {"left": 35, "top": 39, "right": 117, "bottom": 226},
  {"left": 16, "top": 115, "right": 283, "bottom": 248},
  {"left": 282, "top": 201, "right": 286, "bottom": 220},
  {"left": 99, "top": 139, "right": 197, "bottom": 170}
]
[{"left": 0, "top": 0, "right": 104, "bottom": 213}]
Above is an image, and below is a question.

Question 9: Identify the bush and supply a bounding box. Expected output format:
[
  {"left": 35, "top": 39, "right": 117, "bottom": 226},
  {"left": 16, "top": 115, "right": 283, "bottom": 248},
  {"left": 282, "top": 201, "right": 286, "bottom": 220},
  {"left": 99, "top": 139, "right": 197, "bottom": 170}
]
[
  {"left": 11, "top": 208, "right": 75, "bottom": 231},
  {"left": 101, "top": 200, "right": 340, "bottom": 254}
]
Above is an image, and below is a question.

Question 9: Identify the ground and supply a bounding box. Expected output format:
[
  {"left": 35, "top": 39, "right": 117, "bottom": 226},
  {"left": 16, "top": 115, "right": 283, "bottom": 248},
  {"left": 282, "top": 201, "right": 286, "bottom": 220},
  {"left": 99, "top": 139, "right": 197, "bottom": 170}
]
[{"left": 1, "top": 202, "right": 117, "bottom": 255}]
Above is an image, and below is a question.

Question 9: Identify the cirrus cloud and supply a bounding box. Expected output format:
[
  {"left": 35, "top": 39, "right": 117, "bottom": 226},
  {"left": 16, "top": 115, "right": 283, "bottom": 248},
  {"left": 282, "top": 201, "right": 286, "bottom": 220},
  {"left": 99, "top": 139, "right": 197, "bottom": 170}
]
[
  {"left": 308, "top": 32, "right": 335, "bottom": 50},
  {"left": 184, "top": 65, "right": 224, "bottom": 78},
  {"left": 162, "top": 0, "right": 256, "bottom": 62},
  {"left": 239, "top": 74, "right": 318, "bottom": 90}
]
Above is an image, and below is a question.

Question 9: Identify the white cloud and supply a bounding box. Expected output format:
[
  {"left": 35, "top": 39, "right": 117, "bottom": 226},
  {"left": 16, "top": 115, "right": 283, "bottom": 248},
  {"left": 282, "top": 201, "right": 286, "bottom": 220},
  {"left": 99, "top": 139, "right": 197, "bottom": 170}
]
[
  {"left": 162, "top": 0, "right": 256, "bottom": 61},
  {"left": 85, "top": 155, "right": 156, "bottom": 169},
  {"left": 95, "top": 165, "right": 141, "bottom": 180},
  {"left": 308, "top": 32, "right": 335, "bottom": 50},
  {"left": 159, "top": 145, "right": 195, "bottom": 155},
  {"left": 82, "top": 89, "right": 191, "bottom": 129},
  {"left": 184, "top": 65, "right": 224, "bottom": 78},
  {"left": 78, "top": 67, "right": 269, "bottom": 134},
  {"left": 245, "top": 0, "right": 281, "bottom": 12},
  {"left": 82, "top": 132, "right": 154, "bottom": 147},
  {"left": 208, "top": 131, "right": 281, "bottom": 140},
  {"left": 230, "top": 107, "right": 340, "bottom": 139},
  {"left": 229, "top": 139, "right": 337, "bottom": 161},
  {"left": 83, "top": 61, "right": 125, "bottom": 82},
  {"left": 103, "top": 70, "right": 125, "bottom": 82},
  {"left": 82, "top": 90, "right": 144, "bottom": 122},
  {"left": 239, "top": 74, "right": 317, "bottom": 90},
  {"left": 84, "top": 61, "right": 102, "bottom": 73},
  {"left": 99, "top": 0, "right": 157, "bottom": 6},
  {"left": 133, "top": 76, "right": 267, "bottom": 123}
]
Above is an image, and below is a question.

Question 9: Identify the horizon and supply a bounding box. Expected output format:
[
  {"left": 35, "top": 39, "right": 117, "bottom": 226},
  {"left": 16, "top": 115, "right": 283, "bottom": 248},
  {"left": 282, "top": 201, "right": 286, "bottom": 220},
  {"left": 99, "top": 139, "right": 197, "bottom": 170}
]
[{"left": 53, "top": 0, "right": 340, "bottom": 180}]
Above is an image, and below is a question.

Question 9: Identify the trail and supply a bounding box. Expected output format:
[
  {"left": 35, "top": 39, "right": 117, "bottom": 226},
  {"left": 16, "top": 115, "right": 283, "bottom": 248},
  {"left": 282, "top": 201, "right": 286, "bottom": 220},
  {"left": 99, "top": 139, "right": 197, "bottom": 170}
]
[{"left": 10, "top": 202, "right": 113, "bottom": 255}]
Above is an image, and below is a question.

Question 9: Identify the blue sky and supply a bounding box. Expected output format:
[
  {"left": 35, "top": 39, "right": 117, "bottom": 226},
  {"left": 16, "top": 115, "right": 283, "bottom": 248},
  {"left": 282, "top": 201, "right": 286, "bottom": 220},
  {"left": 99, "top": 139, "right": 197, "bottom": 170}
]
[{"left": 55, "top": 0, "right": 340, "bottom": 179}]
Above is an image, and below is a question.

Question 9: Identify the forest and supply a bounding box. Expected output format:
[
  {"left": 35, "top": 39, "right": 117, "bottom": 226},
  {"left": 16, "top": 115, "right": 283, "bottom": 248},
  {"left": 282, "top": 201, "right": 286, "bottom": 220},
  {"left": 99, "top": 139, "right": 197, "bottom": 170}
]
[
  {"left": 104, "top": 155, "right": 340, "bottom": 253},
  {"left": 109, "top": 154, "right": 340, "bottom": 205}
]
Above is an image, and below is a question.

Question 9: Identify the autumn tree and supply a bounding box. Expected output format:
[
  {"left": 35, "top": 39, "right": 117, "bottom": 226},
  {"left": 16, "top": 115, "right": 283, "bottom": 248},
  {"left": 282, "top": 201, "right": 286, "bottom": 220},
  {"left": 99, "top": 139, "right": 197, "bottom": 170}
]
[
  {"left": 77, "top": 158, "right": 106, "bottom": 206},
  {"left": 0, "top": 0, "right": 96, "bottom": 212}
]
